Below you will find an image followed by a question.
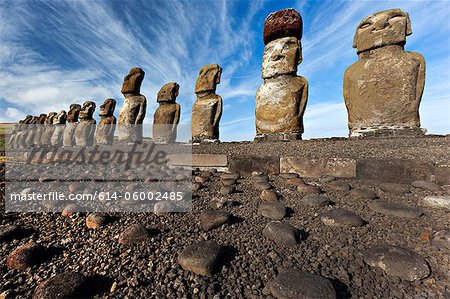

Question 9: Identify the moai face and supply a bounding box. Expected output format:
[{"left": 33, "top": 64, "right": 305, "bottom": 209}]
[
  {"left": 53, "top": 110, "right": 67, "bottom": 124},
  {"left": 121, "top": 67, "right": 145, "bottom": 95},
  {"left": 79, "top": 101, "right": 96, "bottom": 119},
  {"left": 67, "top": 104, "right": 81, "bottom": 122},
  {"left": 99, "top": 98, "right": 116, "bottom": 116},
  {"left": 23, "top": 115, "right": 33, "bottom": 124},
  {"left": 30, "top": 116, "right": 38, "bottom": 124},
  {"left": 36, "top": 114, "right": 47, "bottom": 125},
  {"left": 354, "top": 9, "right": 412, "bottom": 53},
  {"left": 194, "top": 64, "right": 222, "bottom": 94},
  {"left": 263, "top": 8, "right": 303, "bottom": 45},
  {"left": 262, "top": 36, "right": 302, "bottom": 79},
  {"left": 157, "top": 82, "right": 179, "bottom": 103},
  {"left": 45, "top": 112, "right": 57, "bottom": 125}
]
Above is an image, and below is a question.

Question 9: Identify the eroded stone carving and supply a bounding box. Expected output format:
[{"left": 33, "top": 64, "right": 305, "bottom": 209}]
[
  {"left": 75, "top": 101, "right": 96, "bottom": 147},
  {"left": 344, "top": 8, "right": 425, "bottom": 137},
  {"left": 51, "top": 110, "right": 67, "bottom": 146},
  {"left": 33, "top": 114, "right": 47, "bottom": 146},
  {"left": 153, "top": 82, "right": 181, "bottom": 143},
  {"left": 12, "top": 115, "right": 32, "bottom": 149},
  {"left": 41, "top": 112, "right": 57, "bottom": 146},
  {"left": 24, "top": 116, "right": 38, "bottom": 148},
  {"left": 255, "top": 9, "right": 308, "bottom": 141},
  {"left": 118, "top": 67, "right": 147, "bottom": 143},
  {"left": 96, "top": 98, "right": 117, "bottom": 146},
  {"left": 63, "top": 104, "right": 81, "bottom": 147},
  {"left": 191, "top": 64, "right": 223, "bottom": 143}
]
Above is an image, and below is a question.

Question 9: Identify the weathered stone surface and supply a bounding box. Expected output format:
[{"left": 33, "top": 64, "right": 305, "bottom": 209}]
[
  {"left": 50, "top": 110, "right": 67, "bottom": 146},
  {"left": 263, "top": 8, "right": 303, "bottom": 45},
  {"left": 7, "top": 243, "right": 44, "bottom": 270},
  {"left": 153, "top": 82, "right": 181, "bottom": 143},
  {"left": 326, "top": 180, "right": 351, "bottom": 191},
  {"left": 178, "top": 240, "right": 224, "bottom": 276},
  {"left": 297, "top": 184, "right": 321, "bottom": 195},
  {"left": 262, "top": 37, "right": 302, "bottom": 79},
  {"left": 220, "top": 186, "right": 235, "bottom": 195},
  {"left": 221, "top": 173, "right": 240, "bottom": 180},
  {"left": 285, "top": 177, "right": 305, "bottom": 186},
  {"left": 41, "top": 112, "right": 57, "bottom": 146},
  {"left": 61, "top": 204, "right": 81, "bottom": 217},
  {"left": 420, "top": 195, "right": 450, "bottom": 210},
  {"left": 379, "top": 183, "right": 410, "bottom": 194},
  {"left": 349, "top": 188, "right": 378, "bottom": 200},
  {"left": 301, "top": 194, "right": 330, "bottom": 207},
  {"left": 344, "top": 9, "right": 425, "bottom": 137},
  {"left": 74, "top": 101, "right": 96, "bottom": 147},
  {"left": 229, "top": 156, "right": 280, "bottom": 175},
  {"left": 33, "top": 114, "right": 47, "bottom": 146},
  {"left": 96, "top": 98, "right": 116, "bottom": 146},
  {"left": 258, "top": 202, "right": 287, "bottom": 220},
  {"left": 431, "top": 229, "right": 450, "bottom": 250},
  {"left": 192, "top": 64, "right": 223, "bottom": 143},
  {"left": 254, "top": 181, "right": 272, "bottom": 190},
  {"left": 200, "top": 210, "right": 230, "bottom": 231},
  {"left": 86, "top": 213, "right": 108, "bottom": 229},
  {"left": 121, "top": 67, "right": 145, "bottom": 95},
  {"left": 281, "top": 157, "right": 357, "bottom": 178},
  {"left": 435, "top": 166, "right": 450, "bottom": 185},
  {"left": 412, "top": 180, "right": 441, "bottom": 191},
  {"left": 260, "top": 190, "right": 279, "bottom": 201},
  {"left": 369, "top": 200, "right": 423, "bottom": 218},
  {"left": 263, "top": 221, "right": 299, "bottom": 246},
  {"left": 63, "top": 104, "right": 81, "bottom": 147},
  {"left": 321, "top": 209, "right": 363, "bottom": 227},
  {"left": 279, "top": 173, "right": 298, "bottom": 179},
  {"left": 363, "top": 245, "right": 429, "bottom": 281},
  {"left": 0, "top": 225, "right": 22, "bottom": 242},
  {"left": 269, "top": 268, "right": 336, "bottom": 299},
  {"left": 118, "top": 224, "right": 149, "bottom": 244},
  {"left": 167, "top": 154, "right": 228, "bottom": 168},
  {"left": 33, "top": 272, "right": 86, "bottom": 299}
]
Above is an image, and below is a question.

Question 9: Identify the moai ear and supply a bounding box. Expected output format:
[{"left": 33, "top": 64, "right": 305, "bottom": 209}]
[
  {"left": 353, "top": 28, "right": 359, "bottom": 49},
  {"left": 297, "top": 40, "right": 303, "bottom": 64},
  {"left": 215, "top": 67, "right": 222, "bottom": 84},
  {"left": 405, "top": 12, "right": 412, "bottom": 36}
]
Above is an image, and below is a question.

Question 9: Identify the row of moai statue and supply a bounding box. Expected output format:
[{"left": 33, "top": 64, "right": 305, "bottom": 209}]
[{"left": 8, "top": 7, "right": 426, "bottom": 148}]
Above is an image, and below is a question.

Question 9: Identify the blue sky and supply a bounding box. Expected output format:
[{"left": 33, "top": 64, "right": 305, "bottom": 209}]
[{"left": 1, "top": 0, "right": 449, "bottom": 141}]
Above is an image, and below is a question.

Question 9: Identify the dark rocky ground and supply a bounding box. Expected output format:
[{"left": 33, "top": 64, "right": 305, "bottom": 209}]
[{"left": 1, "top": 136, "right": 449, "bottom": 298}]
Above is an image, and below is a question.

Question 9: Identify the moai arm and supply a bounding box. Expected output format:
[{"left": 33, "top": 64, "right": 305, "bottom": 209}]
[
  {"left": 298, "top": 78, "right": 308, "bottom": 133},
  {"left": 412, "top": 52, "right": 426, "bottom": 110},
  {"left": 136, "top": 100, "right": 146, "bottom": 125},
  {"left": 108, "top": 116, "right": 117, "bottom": 137},
  {"left": 213, "top": 97, "right": 223, "bottom": 128},
  {"left": 172, "top": 103, "right": 181, "bottom": 133}
]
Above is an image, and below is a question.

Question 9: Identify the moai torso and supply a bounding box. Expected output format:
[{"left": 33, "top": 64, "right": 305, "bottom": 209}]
[
  {"left": 96, "top": 98, "right": 117, "bottom": 146},
  {"left": 41, "top": 113, "right": 57, "bottom": 146},
  {"left": 153, "top": 82, "right": 181, "bottom": 143},
  {"left": 24, "top": 116, "right": 38, "bottom": 147},
  {"left": 75, "top": 101, "right": 96, "bottom": 147},
  {"left": 13, "top": 116, "right": 32, "bottom": 149},
  {"left": 344, "top": 9, "right": 425, "bottom": 137},
  {"left": 255, "top": 9, "right": 308, "bottom": 141},
  {"left": 191, "top": 64, "right": 223, "bottom": 143},
  {"left": 33, "top": 114, "right": 47, "bottom": 146},
  {"left": 63, "top": 104, "right": 81, "bottom": 147},
  {"left": 51, "top": 110, "right": 67, "bottom": 146},
  {"left": 118, "top": 67, "right": 147, "bottom": 143}
]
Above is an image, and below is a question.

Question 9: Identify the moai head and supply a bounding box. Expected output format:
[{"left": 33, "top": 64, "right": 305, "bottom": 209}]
[
  {"left": 79, "top": 101, "right": 96, "bottom": 120},
  {"left": 157, "top": 82, "right": 179, "bottom": 103},
  {"left": 30, "top": 116, "right": 39, "bottom": 124},
  {"left": 121, "top": 67, "right": 145, "bottom": 95},
  {"left": 36, "top": 114, "right": 47, "bottom": 125},
  {"left": 262, "top": 37, "right": 302, "bottom": 78},
  {"left": 53, "top": 110, "right": 67, "bottom": 124},
  {"left": 194, "top": 64, "right": 222, "bottom": 94},
  {"left": 67, "top": 104, "right": 82, "bottom": 122},
  {"left": 99, "top": 98, "right": 116, "bottom": 116},
  {"left": 23, "top": 115, "right": 33, "bottom": 124},
  {"left": 353, "top": 8, "right": 412, "bottom": 53},
  {"left": 263, "top": 8, "right": 303, "bottom": 45},
  {"left": 45, "top": 112, "right": 57, "bottom": 125}
]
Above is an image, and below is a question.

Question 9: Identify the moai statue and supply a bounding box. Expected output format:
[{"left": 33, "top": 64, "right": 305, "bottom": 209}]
[
  {"left": 41, "top": 112, "right": 57, "bottom": 146},
  {"left": 153, "top": 82, "right": 181, "bottom": 143},
  {"left": 118, "top": 67, "right": 147, "bottom": 143},
  {"left": 33, "top": 114, "right": 47, "bottom": 146},
  {"left": 75, "top": 101, "right": 96, "bottom": 147},
  {"left": 12, "top": 116, "right": 32, "bottom": 149},
  {"left": 51, "top": 110, "right": 67, "bottom": 146},
  {"left": 24, "top": 116, "right": 39, "bottom": 147},
  {"left": 344, "top": 8, "right": 425, "bottom": 137},
  {"left": 7, "top": 121, "right": 21, "bottom": 149},
  {"left": 95, "top": 98, "right": 117, "bottom": 146},
  {"left": 63, "top": 104, "right": 81, "bottom": 147},
  {"left": 191, "top": 64, "right": 223, "bottom": 143},
  {"left": 255, "top": 8, "right": 308, "bottom": 142}
]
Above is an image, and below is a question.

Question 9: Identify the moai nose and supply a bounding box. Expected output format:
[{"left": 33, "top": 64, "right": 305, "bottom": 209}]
[{"left": 373, "top": 17, "right": 389, "bottom": 31}]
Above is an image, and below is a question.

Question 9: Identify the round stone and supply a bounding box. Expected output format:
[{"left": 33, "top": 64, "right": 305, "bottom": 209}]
[
  {"left": 33, "top": 272, "right": 86, "bottom": 299},
  {"left": 194, "top": 176, "right": 208, "bottom": 184},
  {"left": 263, "top": 8, "right": 303, "bottom": 45},
  {"left": 178, "top": 240, "right": 225, "bottom": 276},
  {"left": 320, "top": 175, "right": 335, "bottom": 183},
  {"left": 363, "top": 245, "right": 430, "bottom": 281},
  {"left": 200, "top": 210, "right": 230, "bottom": 231},
  {"left": 369, "top": 200, "right": 423, "bottom": 218},
  {"left": 260, "top": 190, "right": 279, "bottom": 201},
  {"left": 285, "top": 178, "right": 305, "bottom": 187},
  {"left": 263, "top": 221, "right": 299, "bottom": 247},
  {"left": 412, "top": 181, "right": 441, "bottom": 191},
  {"left": 221, "top": 179, "right": 237, "bottom": 186},
  {"left": 326, "top": 181, "right": 351, "bottom": 191},
  {"left": 297, "top": 185, "right": 321, "bottom": 195},
  {"left": 379, "top": 183, "right": 410, "bottom": 194},
  {"left": 7, "top": 243, "right": 44, "bottom": 270},
  {"left": 279, "top": 173, "right": 298, "bottom": 179},
  {"left": 431, "top": 229, "right": 450, "bottom": 250},
  {"left": 419, "top": 195, "right": 450, "bottom": 210},
  {"left": 220, "top": 186, "right": 235, "bottom": 195},
  {"left": 269, "top": 268, "right": 336, "bottom": 299},
  {"left": 254, "top": 181, "right": 272, "bottom": 190},
  {"left": 221, "top": 173, "right": 240, "bottom": 180},
  {"left": 258, "top": 202, "right": 287, "bottom": 220},
  {"left": 86, "top": 213, "right": 108, "bottom": 229},
  {"left": 301, "top": 194, "right": 330, "bottom": 207},
  {"left": 118, "top": 224, "right": 150, "bottom": 244},
  {"left": 61, "top": 204, "right": 81, "bottom": 217},
  {"left": 350, "top": 188, "right": 377, "bottom": 200},
  {"left": 321, "top": 209, "right": 363, "bottom": 227}
]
